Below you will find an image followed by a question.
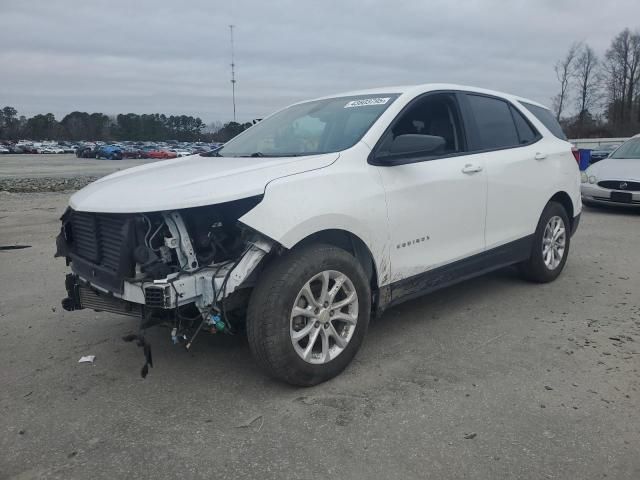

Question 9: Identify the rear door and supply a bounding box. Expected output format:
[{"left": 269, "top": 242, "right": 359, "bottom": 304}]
[{"left": 460, "top": 93, "right": 547, "bottom": 249}]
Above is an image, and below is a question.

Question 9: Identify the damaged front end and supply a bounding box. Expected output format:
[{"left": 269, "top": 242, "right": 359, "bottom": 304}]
[{"left": 56, "top": 196, "right": 276, "bottom": 368}]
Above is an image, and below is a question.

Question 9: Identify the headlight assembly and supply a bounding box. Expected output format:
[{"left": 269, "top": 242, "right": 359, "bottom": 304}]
[
  {"left": 588, "top": 175, "right": 597, "bottom": 184},
  {"left": 581, "top": 172, "right": 588, "bottom": 183}
]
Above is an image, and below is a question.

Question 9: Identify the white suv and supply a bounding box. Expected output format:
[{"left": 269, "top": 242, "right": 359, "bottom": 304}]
[{"left": 57, "top": 84, "right": 581, "bottom": 385}]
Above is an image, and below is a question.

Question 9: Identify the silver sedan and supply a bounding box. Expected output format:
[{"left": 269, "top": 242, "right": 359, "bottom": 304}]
[{"left": 581, "top": 135, "right": 640, "bottom": 208}]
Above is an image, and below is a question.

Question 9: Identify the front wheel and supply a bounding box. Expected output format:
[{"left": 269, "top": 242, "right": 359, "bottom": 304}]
[
  {"left": 246, "top": 244, "right": 371, "bottom": 386},
  {"left": 519, "top": 201, "right": 570, "bottom": 283}
]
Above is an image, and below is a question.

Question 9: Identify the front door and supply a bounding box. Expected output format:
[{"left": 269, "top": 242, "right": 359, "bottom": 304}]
[{"left": 372, "top": 92, "right": 487, "bottom": 287}]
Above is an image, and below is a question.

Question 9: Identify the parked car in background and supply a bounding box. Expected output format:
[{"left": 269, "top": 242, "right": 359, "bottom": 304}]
[
  {"left": 139, "top": 145, "right": 158, "bottom": 158},
  {"left": 57, "top": 84, "right": 581, "bottom": 385},
  {"left": 56, "top": 142, "right": 77, "bottom": 154},
  {"left": 0, "top": 145, "right": 10, "bottom": 154},
  {"left": 8, "top": 144, "right": 26, "bottom": 154},
  {"left": 76, "top": 145, "right": 96, "bottom": 158},
  {"left": 95, "top": 145, "right": 123, "bottom": 160},
  {"left": 582, "top": 134, "right": 640, "bottom": 208},
  {"left": 20, "top": 144, "right": 39, "bottom": 154},
  {"left": 38, "top": 145, "right": 65, "bottom": 154},
  {"left": 171, "top": 149, "right": 192, "bottom": 157},
  {"left": 589, "top": 144, "right": 620, "bottom": 164},
  {"left": 122, "top": 147, "right": 143, "bottom": 159},
  {"left": 147, "top": 148, "right": 177, "bottom": 159}
]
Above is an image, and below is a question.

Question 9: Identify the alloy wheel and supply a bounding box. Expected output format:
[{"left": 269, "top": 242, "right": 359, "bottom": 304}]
[
  {"left": 542, "top": 215, "right": 566, "bottom": 270},
  {"left": 290, "top": 270, "right": 359, "bottom": 364}
]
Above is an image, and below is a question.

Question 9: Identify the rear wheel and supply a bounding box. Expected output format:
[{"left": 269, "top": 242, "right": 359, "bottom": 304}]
[
  {"left": 246, "top": 244, "right": 371, "bottom": 386},
  {"left": 519, "top": 202, "right": 570, "bottom": 283}
]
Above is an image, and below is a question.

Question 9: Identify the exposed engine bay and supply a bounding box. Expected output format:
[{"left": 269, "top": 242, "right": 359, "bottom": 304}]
[{"left": 55, "top": 195, "right": 276, "bottom": 372}]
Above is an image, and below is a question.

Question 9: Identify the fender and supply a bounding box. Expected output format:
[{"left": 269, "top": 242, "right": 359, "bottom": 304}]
[{"left": 239, "top": 143, "right": 392, "bottom": 287}]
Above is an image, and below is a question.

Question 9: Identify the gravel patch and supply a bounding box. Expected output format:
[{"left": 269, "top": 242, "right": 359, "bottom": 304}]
[{"left": 0, "top": 176, "right": 98, "bottom": 193}]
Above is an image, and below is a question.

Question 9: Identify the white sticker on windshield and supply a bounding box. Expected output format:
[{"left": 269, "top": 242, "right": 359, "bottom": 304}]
[{"left": 344, "top": 97, "right": 391, "bottom": 108}]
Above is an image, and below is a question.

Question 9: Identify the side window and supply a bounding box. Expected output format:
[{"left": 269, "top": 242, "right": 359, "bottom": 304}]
[
  {"left": 520, "top": 101, "right": 567, "bottom": 140},
  {"left": 466, "top": 94, "right": 519, "bottom": 150},
  {"left": 377, "top": 93, "right": 466, "bottom": 159},
  {"left": 510, "top": 105, "right": 539, "bottom": 145}
]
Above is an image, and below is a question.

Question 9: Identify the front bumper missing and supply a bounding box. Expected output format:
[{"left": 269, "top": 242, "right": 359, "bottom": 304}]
[
  {"left": 62, "top": 237, "right": 273, "bottom": 316},
  {"left": 63, "top": 274, "right": 143, "bottom": 317}
]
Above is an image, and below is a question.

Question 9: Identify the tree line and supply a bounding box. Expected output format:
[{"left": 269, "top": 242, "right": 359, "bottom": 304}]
[
  {"left": 0, "top": 107, "right": 252, "bottom": 143},
  {"left": 553, "top": 27, "right": 640, "bottom": 138}
]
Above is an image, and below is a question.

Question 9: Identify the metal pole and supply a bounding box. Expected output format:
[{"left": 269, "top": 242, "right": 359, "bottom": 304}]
[{"left": 229, "top": 25, "right": 237, "bottom": 123}]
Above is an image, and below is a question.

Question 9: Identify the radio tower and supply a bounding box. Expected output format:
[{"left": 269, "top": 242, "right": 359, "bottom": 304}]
[{"left": 229, "top": 24, "right": 237, "bottom": 123}]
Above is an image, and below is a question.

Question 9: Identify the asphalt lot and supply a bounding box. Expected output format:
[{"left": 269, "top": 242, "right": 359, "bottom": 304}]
[
  {"left": 0, "top": 154, "right": 160, "bottom": 178},
  {"left": 0, "top": 189, "right": 639, "bottom": 479}
]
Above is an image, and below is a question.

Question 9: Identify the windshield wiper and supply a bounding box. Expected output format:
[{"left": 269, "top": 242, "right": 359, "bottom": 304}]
[
  {"left": 242, "top": 152, "right": 309, "bottom": 158},
  {"left": 236, "top": 152, "right": 276, "bottom": 157}
]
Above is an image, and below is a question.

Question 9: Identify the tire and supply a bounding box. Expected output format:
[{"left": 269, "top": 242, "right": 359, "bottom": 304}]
[
  {"left": 246, "top": 243, "right": 371, "bottom": 386},
  {"left": 519, "top": 201, "right": 571, "bottom": 283}
]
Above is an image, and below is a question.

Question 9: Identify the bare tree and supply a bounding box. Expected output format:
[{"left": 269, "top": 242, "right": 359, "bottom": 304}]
[
  {"left": 603, "top": 28, "right": 640, "bottom": 125},
  {"left": 574, "top": 44, "right": 600, "bottom": 126},
  {"left": 553, "top": 42, "right": 580, "bottom": 120}
]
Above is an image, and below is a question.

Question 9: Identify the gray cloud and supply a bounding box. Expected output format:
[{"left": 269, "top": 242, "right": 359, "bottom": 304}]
[{"left": 0, "top": 0, "right": 638, "bottom": 122}]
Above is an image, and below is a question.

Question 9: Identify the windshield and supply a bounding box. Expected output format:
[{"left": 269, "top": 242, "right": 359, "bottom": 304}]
[
  {"left": 218, "top": 94, "right": 399, "bottom": 157},
  {"left": 610, "top": 138, "right": 640, "bottom": 159}
]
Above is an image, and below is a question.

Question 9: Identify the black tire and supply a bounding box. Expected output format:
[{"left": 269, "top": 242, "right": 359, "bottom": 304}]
[
  {"left": 519, "top": 201, "right": 571, "bottom": 283},
  {"left": 246, "top": 243, "right": 371, "bottom": 386}
]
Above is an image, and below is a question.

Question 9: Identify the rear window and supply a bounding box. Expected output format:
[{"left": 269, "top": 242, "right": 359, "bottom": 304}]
[
  {"left": 520, "top": 101, "right": 567, "bottom": 140},
  {"left": 510, "top": 105, "right": 539, "bottom": 145}
]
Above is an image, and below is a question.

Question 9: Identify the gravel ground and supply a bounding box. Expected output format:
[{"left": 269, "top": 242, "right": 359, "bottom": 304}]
[
  {"left": 0, "top": 192, "right": 639, "bottom": 480},
  {"left": 0, "top": 176, "right": 99, "bottom": 193},
  {"left": 0, "top": 154, "right": 165, "bottom": 192},
  {"left": 0, "top": 154, "right": 162, "bottom": 181}
]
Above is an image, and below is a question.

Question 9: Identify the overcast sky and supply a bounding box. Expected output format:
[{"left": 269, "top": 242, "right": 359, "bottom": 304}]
[{"left": 1, "top": 0, "right": 638, "bottom": 123}]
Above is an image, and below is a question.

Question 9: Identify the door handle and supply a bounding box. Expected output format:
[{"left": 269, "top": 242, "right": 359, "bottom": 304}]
[
  {"left": 461, "top": 163, "right": 483, "bottom": 174},
  {"left": 534, "top": 152, "right": 547, "bottom": 160}
]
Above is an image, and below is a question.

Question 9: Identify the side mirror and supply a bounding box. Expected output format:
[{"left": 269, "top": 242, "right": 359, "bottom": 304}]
[{"left": 388, "top": 134, "right": 446, "bottom": 156}]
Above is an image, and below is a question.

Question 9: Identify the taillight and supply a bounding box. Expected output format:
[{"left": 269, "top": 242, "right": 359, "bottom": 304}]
[{"left": 571, "top": 147, "right": 580, "bottom": 163}]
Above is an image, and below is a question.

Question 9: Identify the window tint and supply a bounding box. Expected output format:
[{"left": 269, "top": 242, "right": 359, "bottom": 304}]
[
  {"left": 466, "top": 94, "right": 519, "bottom": 149},
  {"left": 377, "top": 93, "right": 465, "bottom": 159},
  {"left": 510, "top": 105, "right": 538, "bottom": 144},
  {"left": 520, "top": 101, "right": 567, "bottom": 140}
]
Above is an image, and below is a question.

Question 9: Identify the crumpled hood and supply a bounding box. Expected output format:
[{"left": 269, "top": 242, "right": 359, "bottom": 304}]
[
  {"left": 587, "top": 158, "right": 640, "bottom": 181},
  {"left": 70, "top": 153, "right": 339, "bottom": 213}
]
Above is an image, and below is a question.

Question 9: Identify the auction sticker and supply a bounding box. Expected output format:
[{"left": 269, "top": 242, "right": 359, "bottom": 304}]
[{"left": 344, "top": 97, "right": 391, "bottom": 108}]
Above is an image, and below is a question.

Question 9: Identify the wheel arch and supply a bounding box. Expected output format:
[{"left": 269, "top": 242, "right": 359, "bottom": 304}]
[
  {"left": 292, "top": 229, "right": 379, "bottom": 291},
  {"left": 549, "top": 191, "right": 575, "bottom": 227}
]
